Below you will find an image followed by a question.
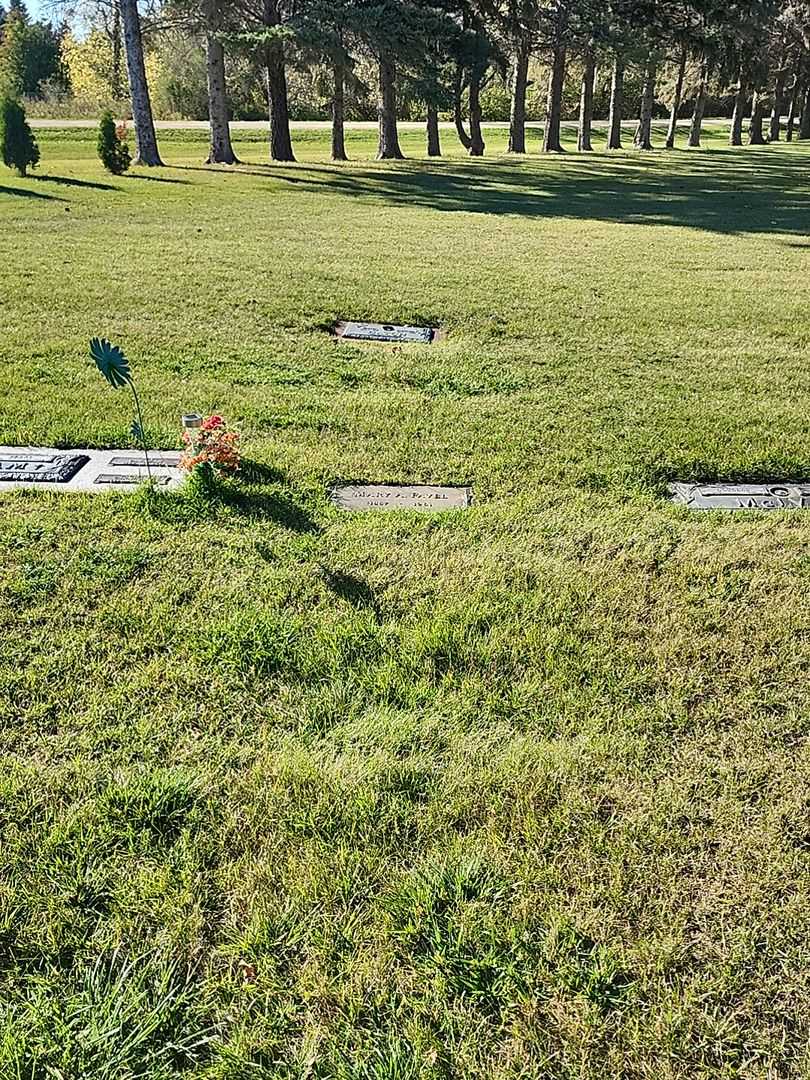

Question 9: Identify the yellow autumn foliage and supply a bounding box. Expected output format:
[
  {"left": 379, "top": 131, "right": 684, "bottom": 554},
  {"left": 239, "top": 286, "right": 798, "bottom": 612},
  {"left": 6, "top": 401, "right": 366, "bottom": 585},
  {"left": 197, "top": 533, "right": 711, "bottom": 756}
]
[{"left": 62, "top": 29, "right": 163, "bottom": 108}]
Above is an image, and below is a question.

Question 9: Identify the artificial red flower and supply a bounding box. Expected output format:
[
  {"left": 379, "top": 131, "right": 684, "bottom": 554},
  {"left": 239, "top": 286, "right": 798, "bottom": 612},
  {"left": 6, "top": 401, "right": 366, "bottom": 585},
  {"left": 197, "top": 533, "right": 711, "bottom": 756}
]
[{"left": 180, "top": 416, "right": 240, "bottom": 474}]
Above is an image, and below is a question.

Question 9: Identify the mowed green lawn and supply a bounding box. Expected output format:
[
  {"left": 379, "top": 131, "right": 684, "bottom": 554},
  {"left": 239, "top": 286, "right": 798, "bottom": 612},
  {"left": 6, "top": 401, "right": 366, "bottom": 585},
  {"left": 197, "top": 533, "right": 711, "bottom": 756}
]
[{"left": 2, "top": 121, "right": 810, "bottom": 1078}]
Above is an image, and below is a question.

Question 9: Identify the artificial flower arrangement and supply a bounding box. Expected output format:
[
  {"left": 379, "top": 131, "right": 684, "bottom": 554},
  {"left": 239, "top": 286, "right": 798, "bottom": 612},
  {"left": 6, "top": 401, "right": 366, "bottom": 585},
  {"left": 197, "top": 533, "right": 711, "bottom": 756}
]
[{"left": 179, "top": 414, "right": 241, "bottom": 478}]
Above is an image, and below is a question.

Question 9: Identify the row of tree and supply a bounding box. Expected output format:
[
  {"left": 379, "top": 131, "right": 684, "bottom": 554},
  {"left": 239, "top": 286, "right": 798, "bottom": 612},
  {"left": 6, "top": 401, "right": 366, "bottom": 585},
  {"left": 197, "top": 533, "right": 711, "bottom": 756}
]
[
  {"left": 0, "top": 0, "right": 66, "bottom": 99},
  {"left": 3, "top": 0, "right": 810, "bottom": 165}
]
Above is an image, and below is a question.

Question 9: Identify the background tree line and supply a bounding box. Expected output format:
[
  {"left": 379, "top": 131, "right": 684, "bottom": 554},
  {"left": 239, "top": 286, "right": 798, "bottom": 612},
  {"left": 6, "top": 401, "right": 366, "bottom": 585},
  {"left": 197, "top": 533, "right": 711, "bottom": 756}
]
[{"left": 2, "top": 0, "right": 809, "bottom": 164}]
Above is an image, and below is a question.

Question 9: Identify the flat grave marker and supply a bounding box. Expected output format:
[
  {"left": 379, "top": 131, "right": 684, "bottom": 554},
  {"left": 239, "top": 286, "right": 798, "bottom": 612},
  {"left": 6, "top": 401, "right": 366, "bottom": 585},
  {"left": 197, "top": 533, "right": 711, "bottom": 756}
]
[
  {"left": 330, "top": 483, "right": 471, "bottom": 512},
  {"left": 0, "top": 452, "right": 90, "bottom": 484},
  {"left": 0, "top": 446, "right": 184, "bottom": 494},
  {"left": 334, "top": 321, "right": 437, "bottom": 345},
  {"left": 670, "top": 482, "right": 810, "bottom": 511},
  {"left": 94, "top": 472, "right": 172, "bottom": 487},
  {"left": 109, "top": 453, "right": 182, "bottom": 468}
]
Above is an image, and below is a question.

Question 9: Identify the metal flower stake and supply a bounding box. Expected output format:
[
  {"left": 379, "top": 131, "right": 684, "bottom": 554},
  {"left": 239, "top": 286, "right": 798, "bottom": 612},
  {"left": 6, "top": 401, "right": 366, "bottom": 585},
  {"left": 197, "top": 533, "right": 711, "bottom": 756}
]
[{"left": 89, "top": 338, "right": 152, "bottom": 483}]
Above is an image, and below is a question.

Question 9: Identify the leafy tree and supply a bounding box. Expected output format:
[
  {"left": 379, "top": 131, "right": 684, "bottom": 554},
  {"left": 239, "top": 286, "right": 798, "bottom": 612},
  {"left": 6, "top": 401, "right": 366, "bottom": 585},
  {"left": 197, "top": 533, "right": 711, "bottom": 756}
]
[
  {"left": 0, "top": 5, "right": 68, "bottom": 99},
  {"left": 21, "top": 20, "right": 67, "bottom": 96},
  {"left": 0, "top": 8, "right": 26, "bottom": 97},
  {"left": 314, "top": 0, "right": 463, "bottom": 160},
  {"left": 452, "top": 0, "right": 502, "bottom": 156},
  {"left": 161, "top": 0, "right": 239, "bottom": 163},
  {"left": 97, "top": 108, "right": 131, "bottom": 171},
  {"left": 541, "top": 0, "right": 569, "bottom": 152},
  {"left": 499, "top": 0, "right": 537, "bottom": 152},
  {"left": 0, "top": 94, "right": 38, "bottom": 174},
  {"left": 288, "top": 0, "right": 359, "bottom": 160},
  {"left": 223, "top": 0, "right": 296, "bottom": 160}
]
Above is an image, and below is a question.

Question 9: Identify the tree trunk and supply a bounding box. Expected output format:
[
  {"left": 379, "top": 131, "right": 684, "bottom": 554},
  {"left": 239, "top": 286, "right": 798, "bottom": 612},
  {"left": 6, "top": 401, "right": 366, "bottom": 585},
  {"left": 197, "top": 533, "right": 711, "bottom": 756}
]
[
  {"left": 453, "top": 66, "right": 473, "bottom": 150},
  {"left": 748, "top": 89, "right": 766, "bottom": 144},
  {"left": 578, "top": 42, "right": 595, "bottom": 151},
  {"left": 688, "top": 64, "right": 707, "bottom": 147},
  {"left": 770, "top": 70, "right": 785, "bottom": 141},
  {"left": 730, "top": 69, "right": 747, "bottom": 146},
  {"left": 606, "top": 55, "right": 624, "bottom": 149},
  {"left": 468, "top": 66, "right": 485, "bottom": 155},
  {"left": 265, "top": 56, "right": 295, "bottom": 160},
  {"left": 111, "top": 0, "right": 123, "bottom": 99},
  {"left": 377, "top": 52, "right": 403, "bottom": 159},
  {"left": 786, "top": 78, "right": 799, "bottom": 141},
  {"left": 331, "top": 63, "right": 347, "bottom": 160},
  {"left": 205, "top": 35, "right": 238, "bottom": 164},
  {"left": 665, "top": 45, "right": 687, "bottom": 149},
  {"left": 426, "top": 103, "right": 441, "bottom": 156},
  {"left": 634, "top": 54, "right": 657, "bottom": 149},
  {"left": 542, "top": 42, "right": 567, "bottom": 152},
  {"left": 800, "top": 85, "right": 810, "bottom": 139},
  {"left": 119, "top": 0, "right": 162, "bottom": 166},
  {"left": 508, "top": 39, "right": 530, "bottom": 153}
]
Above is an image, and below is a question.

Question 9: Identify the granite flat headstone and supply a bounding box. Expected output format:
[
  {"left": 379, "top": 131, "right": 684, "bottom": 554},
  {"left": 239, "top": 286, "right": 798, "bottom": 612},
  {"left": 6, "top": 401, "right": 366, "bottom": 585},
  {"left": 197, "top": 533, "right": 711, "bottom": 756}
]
[
  {"left": 335, "top": 321, "right": 436, "bottom": 345},
  {"left": 0, "top": 446, "right": 185, "bottom": 493},
  {"left": 109, "top": 453, "right": 182, "bottom": 468},
  {"left": 94, "top": 472, "right": 172, "bottom": 487},
  {"left": 0, "top": 452, "right": 90, "bottom": 483},
  {"left": 330, "top": 484, "right": 471, "bottom": 512},
  {"left": 670, "top": 482, "right": 810, "bottom": 510}
]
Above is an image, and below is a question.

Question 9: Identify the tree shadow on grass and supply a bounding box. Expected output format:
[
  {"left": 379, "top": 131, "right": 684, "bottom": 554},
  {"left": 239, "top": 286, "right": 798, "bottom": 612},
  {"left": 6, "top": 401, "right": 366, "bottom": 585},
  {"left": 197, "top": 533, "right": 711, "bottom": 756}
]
[
  {"left": 319, "top": 567, "right": 382, "bottom": 620},
  {"left": 33, "top": 174, "right": 118, "bottom": 191},
  {"left": 246, "top": 146, "right": 810, "bottom": 237},
  {"left": 127, "top": 173, "right": 192, "bottom": 185},
  {"left": 0, "top": 183, "right": 65, "bottom": 201}
]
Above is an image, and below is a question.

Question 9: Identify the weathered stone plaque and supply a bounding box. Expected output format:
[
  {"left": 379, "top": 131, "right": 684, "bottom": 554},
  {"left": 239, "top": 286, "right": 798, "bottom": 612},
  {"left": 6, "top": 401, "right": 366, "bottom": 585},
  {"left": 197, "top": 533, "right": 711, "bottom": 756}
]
[
  {"left": 330, "top": 484, "right": 471, "bottom": 512},
  {"left": 0, "top": 452, "right": 89, "bottom": 483},
  {"left": 109, "top": 453, "right": 182, "bottom": 468},
  {"left": 336, "top": 321, "right": 436, "bottom": 344},
  {"left": 94, "top": 472, "right": 172, "bottom": 487},
  {"left": 670, "top": 482, "right": 810, "bottom": 510}
]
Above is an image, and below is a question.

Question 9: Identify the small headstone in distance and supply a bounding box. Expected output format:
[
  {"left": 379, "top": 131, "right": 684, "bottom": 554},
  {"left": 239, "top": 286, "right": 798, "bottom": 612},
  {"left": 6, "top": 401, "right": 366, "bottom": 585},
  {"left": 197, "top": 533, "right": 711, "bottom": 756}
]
[
  {"left": 335, "top": 321, "right": 436, "bottom": 345},
  {"left": 670, "top": 482, "right": 810, "bottom": 510},
  {"left": 109, "top": 453, "right": 182, "bottom": 468},
  {"left": 330, "top": 483, "right": 471, "bottom": 512},
  {"left": 0, "top": 452, "right": 90, "bottom": 484},
  {"left": 94, "top": 473, "right": 172, "bottom": 487}
]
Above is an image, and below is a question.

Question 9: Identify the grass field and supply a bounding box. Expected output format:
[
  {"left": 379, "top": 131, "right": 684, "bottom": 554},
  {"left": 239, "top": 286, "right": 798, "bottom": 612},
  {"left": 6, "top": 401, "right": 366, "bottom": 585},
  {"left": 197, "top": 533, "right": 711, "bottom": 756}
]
[{"left": 2, "top": 121, "right": 810, "bottom": 1078}]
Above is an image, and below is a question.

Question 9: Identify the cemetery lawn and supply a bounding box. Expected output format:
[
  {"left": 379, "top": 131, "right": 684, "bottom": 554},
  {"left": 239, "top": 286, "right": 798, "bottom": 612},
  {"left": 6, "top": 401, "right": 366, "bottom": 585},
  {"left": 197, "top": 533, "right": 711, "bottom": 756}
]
[{"left": 3, "top": 122, "right": 810, "bottom": 1079}]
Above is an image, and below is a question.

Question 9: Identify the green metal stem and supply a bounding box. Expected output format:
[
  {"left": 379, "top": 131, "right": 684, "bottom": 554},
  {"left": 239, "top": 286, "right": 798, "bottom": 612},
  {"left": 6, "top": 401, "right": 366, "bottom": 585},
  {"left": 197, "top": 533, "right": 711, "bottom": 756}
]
[{"left": 128, "top": 379, "right": 152, "bottom": 483}]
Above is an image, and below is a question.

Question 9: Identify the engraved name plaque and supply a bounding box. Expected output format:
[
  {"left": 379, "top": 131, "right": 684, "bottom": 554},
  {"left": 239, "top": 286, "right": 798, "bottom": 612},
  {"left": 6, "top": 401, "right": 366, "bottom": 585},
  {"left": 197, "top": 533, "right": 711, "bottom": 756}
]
[
  {"left": 336, "top": 321, "right": 436, "bottom": 344},
  {"left": 0, "top": 453, "right": 90, "bottom": 483},
  {"left": 670, "top": 482, "right": 810, "bottom": 511},
  {"left": 109, "top": 454, "right": 182, "bottom": 468},
  {"left": 94, "top": 473, "right": 172, "bottom": 487},
  {"left": 330, "top": 484, "right": 471, "bottom": 512}
]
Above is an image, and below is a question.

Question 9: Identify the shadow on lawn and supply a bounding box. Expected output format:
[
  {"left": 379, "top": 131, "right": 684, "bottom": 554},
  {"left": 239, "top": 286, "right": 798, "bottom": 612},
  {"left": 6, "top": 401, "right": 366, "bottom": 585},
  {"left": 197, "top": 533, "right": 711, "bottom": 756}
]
[
  {"left": 0, "top": 183, "right": 65, "bottom": 201},
  {"left": 208, "top": 461, "right": 320, "bottom": 532},
  {"left": 140, "top": 460, "right": 320, "bottom": 532},
  {"left": 33, "top": 174, "right": 118, "bottom": 191},
  {"left": 244, "top": 146, "right": 810, "bottom": 237},
  {"left": 319, "top": 567, "right": 382, "bottom": 620},
  {"left": 217, "top": 486, "right": 319, "bottom": 531},
  {"left": 127, "top": 173, "right": 191, "bottom": 185}
]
